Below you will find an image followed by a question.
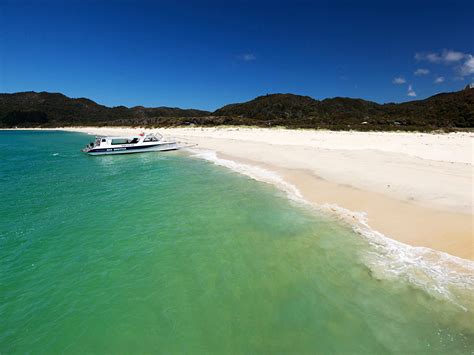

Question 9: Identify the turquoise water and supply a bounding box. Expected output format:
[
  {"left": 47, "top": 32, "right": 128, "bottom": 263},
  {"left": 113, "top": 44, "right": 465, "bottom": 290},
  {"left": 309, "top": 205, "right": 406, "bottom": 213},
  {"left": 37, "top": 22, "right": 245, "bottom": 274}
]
[{"left": 1, "top": 130, "right": 473, "bottom": 354}]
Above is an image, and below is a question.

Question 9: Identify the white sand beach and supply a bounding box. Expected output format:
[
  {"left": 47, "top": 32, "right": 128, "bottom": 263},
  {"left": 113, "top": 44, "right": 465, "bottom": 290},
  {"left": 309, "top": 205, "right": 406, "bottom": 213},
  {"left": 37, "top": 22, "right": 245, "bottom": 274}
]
[{"left": 55, "top": 127, "right": 474, "bottom": 260}]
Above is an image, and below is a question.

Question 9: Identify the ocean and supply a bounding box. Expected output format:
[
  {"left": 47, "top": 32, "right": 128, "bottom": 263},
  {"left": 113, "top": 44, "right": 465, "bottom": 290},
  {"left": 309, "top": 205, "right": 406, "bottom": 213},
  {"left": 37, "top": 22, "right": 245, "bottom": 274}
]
[{"left": 1, "top": 130, "right": 473, "bottom": 353}]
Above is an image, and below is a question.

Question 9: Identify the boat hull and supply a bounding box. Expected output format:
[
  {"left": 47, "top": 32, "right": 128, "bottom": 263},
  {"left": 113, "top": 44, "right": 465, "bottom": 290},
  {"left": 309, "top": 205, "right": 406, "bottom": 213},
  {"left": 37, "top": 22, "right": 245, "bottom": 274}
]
[{"left": 86, "top": 142, "right": 178, "bottom": 155}]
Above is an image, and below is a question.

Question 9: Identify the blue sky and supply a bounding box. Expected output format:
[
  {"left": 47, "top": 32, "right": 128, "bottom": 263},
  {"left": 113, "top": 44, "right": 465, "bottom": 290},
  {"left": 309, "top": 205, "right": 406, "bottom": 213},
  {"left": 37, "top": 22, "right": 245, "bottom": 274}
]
[{"left": 1, "top": 0, "right": 473, "bottom": 110}]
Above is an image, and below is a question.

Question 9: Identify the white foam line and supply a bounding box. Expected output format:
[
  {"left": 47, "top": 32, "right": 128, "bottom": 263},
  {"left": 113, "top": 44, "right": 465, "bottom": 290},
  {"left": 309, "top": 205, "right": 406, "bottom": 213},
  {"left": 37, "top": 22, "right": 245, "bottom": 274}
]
[{"left": 188, "top": 148, "right": 474, "bottom": 311}]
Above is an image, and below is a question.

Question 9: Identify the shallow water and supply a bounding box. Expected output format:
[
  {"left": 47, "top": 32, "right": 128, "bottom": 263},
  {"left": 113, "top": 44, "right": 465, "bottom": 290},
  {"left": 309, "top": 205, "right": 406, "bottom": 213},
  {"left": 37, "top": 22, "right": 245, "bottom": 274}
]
[{"left": 1, "top": 131, "right": 473, "bottom": 353}]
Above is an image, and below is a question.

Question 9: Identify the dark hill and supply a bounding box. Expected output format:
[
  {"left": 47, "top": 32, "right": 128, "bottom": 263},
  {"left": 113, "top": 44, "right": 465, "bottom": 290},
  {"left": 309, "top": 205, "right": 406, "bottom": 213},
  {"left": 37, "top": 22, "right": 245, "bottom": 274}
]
[
  {"left": 1, "top": 88, "right": 473, "bottom": 130},
  {"left": 214, "top": 94, "right": 319, "bottom": 120},
  {"left": 213, "top": 89, "right": 473, "bottom": 130},
  {"left": 0, "top": 92, "right": 211, "bottom": 127}
]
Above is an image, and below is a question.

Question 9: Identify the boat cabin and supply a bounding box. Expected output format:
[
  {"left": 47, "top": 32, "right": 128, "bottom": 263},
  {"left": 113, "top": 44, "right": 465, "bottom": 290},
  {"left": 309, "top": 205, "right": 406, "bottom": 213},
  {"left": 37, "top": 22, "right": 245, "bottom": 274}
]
[{"left": 91, "top": 133, "right": 162, "bottom": 149}]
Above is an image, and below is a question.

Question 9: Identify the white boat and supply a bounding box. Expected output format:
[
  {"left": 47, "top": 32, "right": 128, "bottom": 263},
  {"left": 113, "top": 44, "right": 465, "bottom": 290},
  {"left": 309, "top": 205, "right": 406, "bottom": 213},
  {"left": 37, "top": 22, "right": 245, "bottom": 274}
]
[{"left": 82, "top": 132, "right": 179, "bottom": 155}]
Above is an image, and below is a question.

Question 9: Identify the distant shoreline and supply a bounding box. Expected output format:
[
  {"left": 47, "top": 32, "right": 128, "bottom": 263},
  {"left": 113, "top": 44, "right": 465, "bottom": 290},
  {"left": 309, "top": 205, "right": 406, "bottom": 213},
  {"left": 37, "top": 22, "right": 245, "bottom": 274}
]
[
  {"left": 6, "top": 126, "right": 472, "bottom": 261},
  {"left": 2, "top": 125, "right": 473, "bottom": 133}
]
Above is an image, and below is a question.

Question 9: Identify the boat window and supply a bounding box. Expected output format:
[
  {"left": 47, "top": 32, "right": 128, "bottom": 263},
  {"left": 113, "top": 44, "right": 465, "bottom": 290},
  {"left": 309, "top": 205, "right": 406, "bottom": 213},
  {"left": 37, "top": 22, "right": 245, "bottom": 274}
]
[
  {"left": 111, "top": 138, "right": 140, "bottom": 145},
  {"left": 111, "top": 138, "right": 129, "bottom": 145},
  {"left": 101, "top": 139, "right": 106, "bottom": 142}
]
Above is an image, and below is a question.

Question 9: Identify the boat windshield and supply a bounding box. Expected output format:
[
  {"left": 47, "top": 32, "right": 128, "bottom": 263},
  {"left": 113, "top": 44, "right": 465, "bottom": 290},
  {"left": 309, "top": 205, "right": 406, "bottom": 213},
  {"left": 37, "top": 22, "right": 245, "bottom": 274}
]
[{"left": 144, "top": 136, "right": 159, "bottom": 142}]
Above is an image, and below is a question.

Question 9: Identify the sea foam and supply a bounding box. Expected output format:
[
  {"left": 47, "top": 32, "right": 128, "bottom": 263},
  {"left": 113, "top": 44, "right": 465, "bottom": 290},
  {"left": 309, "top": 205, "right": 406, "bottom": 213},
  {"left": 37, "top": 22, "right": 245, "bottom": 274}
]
[{"left": 188, "top": 149, "right": 474, "bottom": 311}]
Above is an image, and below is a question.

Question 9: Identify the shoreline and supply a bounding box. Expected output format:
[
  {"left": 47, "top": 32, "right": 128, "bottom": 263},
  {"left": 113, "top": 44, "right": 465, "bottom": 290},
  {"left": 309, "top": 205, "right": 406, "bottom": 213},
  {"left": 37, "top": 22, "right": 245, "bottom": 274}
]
[
  {"left": 5, "top": 126, "right": 473, "bottom": 261},
  {"left": 217, "top": 153, "right": 473, "bottom": 260},
  {"left": 163, "top": 127, "right": 473, "bottom": 261}
]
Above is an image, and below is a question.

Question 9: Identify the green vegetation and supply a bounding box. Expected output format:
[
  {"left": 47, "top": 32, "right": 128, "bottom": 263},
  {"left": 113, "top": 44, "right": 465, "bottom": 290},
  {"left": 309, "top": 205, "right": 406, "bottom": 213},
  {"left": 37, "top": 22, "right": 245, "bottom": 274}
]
[
  {"left": 0, "top": 92, "right": 210, "bottom": 127},
  {"left": 1, "top": 88, "right": 473, "bottom": 131},
  {"left": 213, "top": 89, "right": 473, "bottom": 130}
]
